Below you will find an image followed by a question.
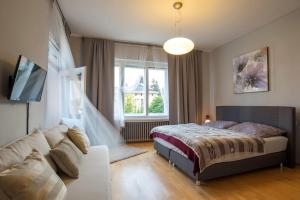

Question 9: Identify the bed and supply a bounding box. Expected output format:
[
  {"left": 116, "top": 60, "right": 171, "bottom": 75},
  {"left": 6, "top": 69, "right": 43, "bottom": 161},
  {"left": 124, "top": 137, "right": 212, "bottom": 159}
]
[{"left": 151, "top": 106, "right": 296, "bottom": 184}]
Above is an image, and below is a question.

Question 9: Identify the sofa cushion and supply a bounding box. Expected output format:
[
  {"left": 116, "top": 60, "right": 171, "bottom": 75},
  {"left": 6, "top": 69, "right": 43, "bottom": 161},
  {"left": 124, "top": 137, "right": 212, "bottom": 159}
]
[
  {"left": 50, "top": 138, "right": 83, "bottom": 178},
  {"left": 0, "top": 150, "right": 67, "bottom": 200},
  {"left": 22, "top": 129, "right": 57, "bottom": 172},
  {"left": 62, "top": 146, "right": 111, "bottom": 200},
  {"left": 0, "top": 148, "right": 23, "bottom": 173},
  {"left": 0, "top": 140, "right": 32, "bottom": 172},
  {"left": 67, "top": 128, "right": 90, "bottom": 154},
  {"left": 23, "top": 129, "right": 51, "bottom": 155},
  {"left": 6, "top": 140, "right": 32, "bottom": 159},
  {"left": 44, "top": 125, "right": 69, "bottom": 148}
]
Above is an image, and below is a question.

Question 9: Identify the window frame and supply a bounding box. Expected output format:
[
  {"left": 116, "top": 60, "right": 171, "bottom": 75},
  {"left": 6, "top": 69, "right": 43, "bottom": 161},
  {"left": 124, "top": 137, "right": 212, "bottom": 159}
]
[{"left": 115, "top": 59, "right": 169, "bottom": 121}]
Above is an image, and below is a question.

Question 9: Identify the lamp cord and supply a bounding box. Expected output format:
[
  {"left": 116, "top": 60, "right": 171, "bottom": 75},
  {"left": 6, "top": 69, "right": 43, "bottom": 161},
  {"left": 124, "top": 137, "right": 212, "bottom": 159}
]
[{"left": 174, "top": 5, "right": 182, "bottom": 36}]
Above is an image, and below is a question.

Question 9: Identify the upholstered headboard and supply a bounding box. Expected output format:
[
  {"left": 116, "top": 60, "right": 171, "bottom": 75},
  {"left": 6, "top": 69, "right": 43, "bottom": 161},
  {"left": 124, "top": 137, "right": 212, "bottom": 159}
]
[{"left": 216, "top": 106, "right": 296, "bottom": 167}]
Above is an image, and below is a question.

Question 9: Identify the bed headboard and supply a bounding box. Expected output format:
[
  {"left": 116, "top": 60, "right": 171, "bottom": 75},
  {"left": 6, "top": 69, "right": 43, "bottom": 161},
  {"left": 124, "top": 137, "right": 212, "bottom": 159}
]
[{"left": 216, "top": 106, "right": 296, "bottom": 167}]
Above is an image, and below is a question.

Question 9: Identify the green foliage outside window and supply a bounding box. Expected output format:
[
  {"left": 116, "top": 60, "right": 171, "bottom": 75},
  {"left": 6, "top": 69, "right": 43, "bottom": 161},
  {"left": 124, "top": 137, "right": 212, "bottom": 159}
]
[
  {"left": 124, "top": 93, "right": 144, "bottom": 114},
  {"left": 149, "top": 95, "right": 164, "bottom": 113}
]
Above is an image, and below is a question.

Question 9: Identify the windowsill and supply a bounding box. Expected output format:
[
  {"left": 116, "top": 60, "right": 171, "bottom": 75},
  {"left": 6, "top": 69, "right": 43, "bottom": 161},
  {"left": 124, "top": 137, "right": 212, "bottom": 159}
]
[{"left": 125, "top": 116, "right": 169, "bottom": 122}]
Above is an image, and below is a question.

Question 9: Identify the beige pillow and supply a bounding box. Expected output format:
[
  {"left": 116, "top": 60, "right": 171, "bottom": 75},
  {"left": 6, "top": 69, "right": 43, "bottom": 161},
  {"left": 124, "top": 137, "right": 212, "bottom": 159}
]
[
  {"left": 23, "top": 129, "right": 58, "bottom": 172},
  {"left": 0, "top": 148, "right": 22, "bottom": 173},
  {"left": 0, "top": 140, "right": 32, "bottom": 172},
  {"left": 43, "top": 125, "right": 69, "bottom": 148},
  {"left": 0, "top": 150, "right": 67, "bottom": 200},
  {"left": 68, "top": 128, "right": 90, "bottom": 154},
  {"left": 5, "top": 139, "right": 32, "bottom": 160},
  {"left": 73, "top": 126, "right": 91, "bottom": 146},
  {"left": 24, "top": 129, "right": 51, "bottom": 155},
  {"left": 50, "top": 138, "right": 83, "bottom": 178}
]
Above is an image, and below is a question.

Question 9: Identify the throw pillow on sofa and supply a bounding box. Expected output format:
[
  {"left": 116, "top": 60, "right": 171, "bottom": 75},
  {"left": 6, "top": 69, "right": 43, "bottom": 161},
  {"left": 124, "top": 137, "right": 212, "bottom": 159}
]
[
  {"left": 0, "top": 140, "right": 32, "bottom": 172},
  {"left": 0, "top": 149, "right": 67, "bottom": 200},
  {"left": 50, "top": 138, "right": 83, "bottom": 178},
  {"left": 67, "top": 127, "right": 90, "bottom": 154},
  {"left": 23, "top": 129, "right": 58, "bottom": 172},
  {"left": 43, "top": 125, "right": 69, "bottom": 148}
]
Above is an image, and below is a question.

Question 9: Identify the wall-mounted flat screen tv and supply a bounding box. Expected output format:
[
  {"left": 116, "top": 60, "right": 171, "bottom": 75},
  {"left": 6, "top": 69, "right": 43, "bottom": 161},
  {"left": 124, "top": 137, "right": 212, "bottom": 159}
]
[{"left": 9, "top": 55, "right": 47, "bottom": 102}]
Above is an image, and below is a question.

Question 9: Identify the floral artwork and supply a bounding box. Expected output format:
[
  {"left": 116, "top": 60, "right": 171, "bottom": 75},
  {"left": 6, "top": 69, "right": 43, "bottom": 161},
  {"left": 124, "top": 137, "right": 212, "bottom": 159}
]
[{"left": 233, "top": 47, "right": 269, "bottom": 93}]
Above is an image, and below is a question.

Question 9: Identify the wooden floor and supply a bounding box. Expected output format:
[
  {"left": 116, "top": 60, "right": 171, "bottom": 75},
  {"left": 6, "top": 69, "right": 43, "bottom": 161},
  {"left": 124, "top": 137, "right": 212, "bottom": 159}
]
[{"left": 111, "top": 142, "right": 300, "bottom": 200}]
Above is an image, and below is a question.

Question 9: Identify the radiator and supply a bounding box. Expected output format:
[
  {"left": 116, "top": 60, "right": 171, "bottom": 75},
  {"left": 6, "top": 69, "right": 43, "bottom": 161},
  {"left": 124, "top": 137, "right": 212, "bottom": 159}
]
[{"left": 121, "top": 121, "right": 169, "bottom": 142}]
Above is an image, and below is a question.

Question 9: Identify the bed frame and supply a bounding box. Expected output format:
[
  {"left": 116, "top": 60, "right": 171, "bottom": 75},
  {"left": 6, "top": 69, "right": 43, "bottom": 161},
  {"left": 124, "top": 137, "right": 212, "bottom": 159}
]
[{"left": 154, "top": 106, "right": 296, "bottom": 184}]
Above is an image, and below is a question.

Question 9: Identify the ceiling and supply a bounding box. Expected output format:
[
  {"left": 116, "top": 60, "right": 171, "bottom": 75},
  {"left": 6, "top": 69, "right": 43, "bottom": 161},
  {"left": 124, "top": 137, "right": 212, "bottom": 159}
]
[{"left": 58, "top": 0, "right": 300, "bottom": 51}]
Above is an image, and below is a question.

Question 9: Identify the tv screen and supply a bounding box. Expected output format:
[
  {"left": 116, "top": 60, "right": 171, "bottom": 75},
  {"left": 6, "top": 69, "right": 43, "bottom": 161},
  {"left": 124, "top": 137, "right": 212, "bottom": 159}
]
[{"left": 9, "top": 55, "right": 47, "bottom": 102}]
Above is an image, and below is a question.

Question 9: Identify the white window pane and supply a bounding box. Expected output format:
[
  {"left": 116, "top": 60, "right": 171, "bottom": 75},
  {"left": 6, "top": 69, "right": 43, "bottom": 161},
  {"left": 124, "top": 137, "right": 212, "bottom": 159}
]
[
  {"left": 62, "top": 68, "right": 85, "bottom": 119},
  {"left": 124, "top": 67, "right": 145, "bottom": 115},
  {"left": 148, "top": 69, "right": 166, "bottom": 91},
  {"left": 124, "top": 67, "right": 145, "bottom": 92}
]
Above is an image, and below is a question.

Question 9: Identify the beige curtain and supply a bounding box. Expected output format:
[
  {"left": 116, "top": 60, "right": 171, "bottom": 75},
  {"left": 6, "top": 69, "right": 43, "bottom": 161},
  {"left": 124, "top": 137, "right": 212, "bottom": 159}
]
[
  {"left": 82, "top": 38, "right": 115, "bottom": 124},
  {"left": 168, "top": 50, "right": 202, "bottom": 124}
]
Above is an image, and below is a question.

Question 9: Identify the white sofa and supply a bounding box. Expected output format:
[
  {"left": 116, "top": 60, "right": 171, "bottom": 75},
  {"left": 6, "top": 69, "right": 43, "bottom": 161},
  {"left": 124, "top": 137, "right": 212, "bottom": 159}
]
[
  {"left": 62, "top": 146, "right": 111, "bottom": 200},
  {"left": 0, "top": 125, "right": 111, "bottom": 200}
]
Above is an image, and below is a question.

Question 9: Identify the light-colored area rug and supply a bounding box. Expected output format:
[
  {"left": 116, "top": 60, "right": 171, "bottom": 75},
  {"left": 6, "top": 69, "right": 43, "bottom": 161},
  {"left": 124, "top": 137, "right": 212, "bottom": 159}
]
[{"left": 109, "top": 145, "right": 147, "bottom": 163}]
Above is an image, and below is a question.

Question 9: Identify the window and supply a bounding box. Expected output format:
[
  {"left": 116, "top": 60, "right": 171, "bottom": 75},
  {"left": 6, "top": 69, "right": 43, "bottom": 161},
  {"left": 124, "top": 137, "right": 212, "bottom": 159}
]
[
  {"left": 115, "top": 59, "right": 168, "bottom": 119},
  {"left": 60, "top": 67, "right": 86, "bottom": 119},
  {"left": 48, "top": 40, "right": 86, "bottom": 123}
]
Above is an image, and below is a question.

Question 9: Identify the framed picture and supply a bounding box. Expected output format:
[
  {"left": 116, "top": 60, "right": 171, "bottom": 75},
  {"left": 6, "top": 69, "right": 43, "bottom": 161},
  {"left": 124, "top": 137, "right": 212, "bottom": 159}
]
[{"left": 233, "top": 47, "right": 269, "bottom": 94}]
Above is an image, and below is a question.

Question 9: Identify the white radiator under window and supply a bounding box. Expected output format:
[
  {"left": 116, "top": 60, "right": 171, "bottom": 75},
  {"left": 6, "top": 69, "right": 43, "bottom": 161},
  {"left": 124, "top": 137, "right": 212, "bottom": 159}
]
[{"left": 121, "top": 121, "right": 169, "bottom": 142}]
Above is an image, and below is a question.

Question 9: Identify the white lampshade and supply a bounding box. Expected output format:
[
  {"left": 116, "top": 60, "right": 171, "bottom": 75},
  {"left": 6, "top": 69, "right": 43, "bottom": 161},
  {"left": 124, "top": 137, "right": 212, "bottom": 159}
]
[{"left": 163, "top": 37, "right": 194, "bottom": 55}]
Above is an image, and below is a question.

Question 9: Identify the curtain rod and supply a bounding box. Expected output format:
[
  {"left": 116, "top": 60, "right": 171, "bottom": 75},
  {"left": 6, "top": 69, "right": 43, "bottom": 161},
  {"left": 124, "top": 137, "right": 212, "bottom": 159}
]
[
  {"left": 70, "top": 33, "right": 163, "bottom": 48},
  {"left": 114, "top": 40, "right": 163, "bottom": 48},
  {"left": 54, "top": 0, "right": 66, "bottom": 22},
  {"left": 54, "top": 0, "right": 71, "bottom": 35},
  {"left": 74, "top": 34, "right": 164, "bottom": 48}
]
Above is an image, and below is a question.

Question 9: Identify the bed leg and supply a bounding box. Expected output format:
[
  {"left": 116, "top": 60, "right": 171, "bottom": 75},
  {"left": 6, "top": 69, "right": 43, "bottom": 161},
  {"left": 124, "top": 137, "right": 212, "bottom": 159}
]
[
  {"left": 156, "top": 150, "right": 159, "bottom": 155},
  {"left": 168, "top": 160, "right": 172, "bottom": 165},
  {"left": 280, "top": 162, "right": 284, "bottom": 172},
  {"left": 172, "top": 163, "right": 175, "bottom": 167},
  {"left": 196, "top": 173, "right": 201, "bottom": 185}
]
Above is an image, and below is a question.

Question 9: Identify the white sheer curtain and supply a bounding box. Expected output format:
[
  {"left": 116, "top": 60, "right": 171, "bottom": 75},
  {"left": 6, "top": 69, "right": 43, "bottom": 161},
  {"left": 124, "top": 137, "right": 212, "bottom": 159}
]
[
  {"left": 46, "top": 2, "right": 77, "bottom": 128},
  {"left": 114, "top": 43, "right": 168, "bottom": 122},
  {"left": 46, "top": 2, "right": 123, "bottom": 147},
  {"left": 114, "top": 84, "right": 124, "bottom": 129}
]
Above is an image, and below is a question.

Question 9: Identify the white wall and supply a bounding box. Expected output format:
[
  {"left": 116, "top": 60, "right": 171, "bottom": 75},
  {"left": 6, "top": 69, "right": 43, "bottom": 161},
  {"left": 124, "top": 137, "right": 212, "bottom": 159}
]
[
  {"left": 201, "top": 52, "right": 211, "bottom": 121},
  {"left": 208, "top": 9, "right": 300, "bottom": 163},
  {"left": 0, "top": 0, "right": 50, "bottom": 146}
]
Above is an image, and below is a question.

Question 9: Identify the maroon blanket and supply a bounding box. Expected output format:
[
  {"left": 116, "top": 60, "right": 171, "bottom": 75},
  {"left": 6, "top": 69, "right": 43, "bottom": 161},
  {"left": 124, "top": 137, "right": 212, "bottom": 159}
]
[{"left": 151, "top": 132, "right": 200, "bottom": 174}]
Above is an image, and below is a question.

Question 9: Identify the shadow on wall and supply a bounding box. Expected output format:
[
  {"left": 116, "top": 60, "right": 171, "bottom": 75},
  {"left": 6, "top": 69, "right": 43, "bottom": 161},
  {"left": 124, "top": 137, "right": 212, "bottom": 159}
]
[{"left": 0, "top": 60, "right": 14, "bottom": 103}]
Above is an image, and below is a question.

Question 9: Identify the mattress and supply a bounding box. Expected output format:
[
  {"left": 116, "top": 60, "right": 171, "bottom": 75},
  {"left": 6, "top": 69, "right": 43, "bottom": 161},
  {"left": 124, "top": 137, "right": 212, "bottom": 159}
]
[{"left": 154, "top": 136, "right": 288, "bottom": 164}]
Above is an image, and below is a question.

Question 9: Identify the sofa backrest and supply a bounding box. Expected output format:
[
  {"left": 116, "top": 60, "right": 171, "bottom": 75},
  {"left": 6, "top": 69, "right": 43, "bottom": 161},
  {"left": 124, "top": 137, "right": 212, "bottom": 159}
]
[
  {"left": 0, "top": 124, "right": 69, "bottom": 172},
  {"left": 0, "top": 130, "right": 47, "bottom": 172},
  {"left": 0, "top": 139, "right": 31, "bottom": 172},
  {"left": 43, "top": 125, "right": 69, "bottom": 148}
]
